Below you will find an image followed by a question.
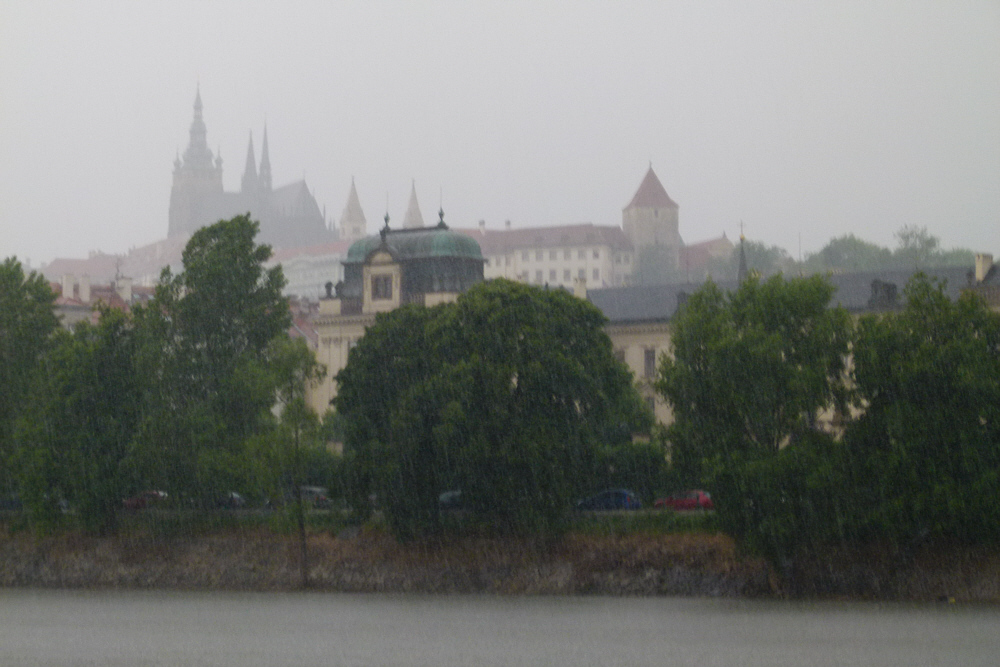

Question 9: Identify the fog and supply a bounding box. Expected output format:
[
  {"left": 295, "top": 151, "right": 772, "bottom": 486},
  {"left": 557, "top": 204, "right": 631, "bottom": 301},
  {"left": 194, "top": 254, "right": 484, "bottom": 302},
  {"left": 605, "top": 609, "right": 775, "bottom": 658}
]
[{"left": 1, "top": 1, "right": 997, "bottom": 266}]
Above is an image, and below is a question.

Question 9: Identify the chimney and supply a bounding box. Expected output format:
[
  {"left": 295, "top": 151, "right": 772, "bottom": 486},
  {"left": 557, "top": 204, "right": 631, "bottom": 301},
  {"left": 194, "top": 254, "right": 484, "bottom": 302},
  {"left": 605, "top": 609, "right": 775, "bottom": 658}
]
[
  {"left": 479, "top": 219, "right": 486, "bottom": 233},
  {"left": 62, "top": 274, "right": 75, "bottom": 300},
  {"left": 79, "top": 275, "right": 91, "bottom": 304},
  {"left": 975, "top": 253, "right": 994, "bottom": 283},
  {"left": 116, "top": 276, "right": 132, "bottom": 303},
  {"left": 573, "top": 277, "right": 587, "bottom": 300}
]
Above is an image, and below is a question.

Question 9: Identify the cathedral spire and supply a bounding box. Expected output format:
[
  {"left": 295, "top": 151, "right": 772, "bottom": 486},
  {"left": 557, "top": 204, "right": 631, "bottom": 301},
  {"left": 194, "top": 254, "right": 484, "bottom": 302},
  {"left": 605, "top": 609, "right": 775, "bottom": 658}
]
[
  {"left": 402, "top": 179, "right": 424, "bottom": 228},
  {"left": 183, "top": 86, "right": 214, "bottom": 170},
  {"left": 259, "top": 125, "right": 272, "bottom": 192},
  {"left": 339, "top": 177, "right": 367, "bottom": 241},
  {"left": 241, "top": 131, "right": 257, "bottom": 194}
]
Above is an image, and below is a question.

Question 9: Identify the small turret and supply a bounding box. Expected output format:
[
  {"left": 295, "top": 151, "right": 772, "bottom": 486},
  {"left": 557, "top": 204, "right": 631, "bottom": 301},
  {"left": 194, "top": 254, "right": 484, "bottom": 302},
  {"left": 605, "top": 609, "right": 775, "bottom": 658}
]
[
  {"left": 241, "top": 132, "right": 257, "bottom": 194},
  {"left": 259, "top": 125, "right": 272, "bottom": 192},
  {"left": 402, "top": 180, "right": 424, "bottom": 228}
]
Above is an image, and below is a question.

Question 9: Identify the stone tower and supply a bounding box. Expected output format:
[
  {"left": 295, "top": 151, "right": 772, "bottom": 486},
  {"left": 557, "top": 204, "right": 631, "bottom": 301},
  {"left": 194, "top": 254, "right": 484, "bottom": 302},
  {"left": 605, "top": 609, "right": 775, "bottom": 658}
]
[
  {"left": 339, "top": 179, "right": 368, "bottom": 243},
  {"left": 622, "top": 166, "right": 683, "bottom": 271},
  {"left": 168, "top": 87, "right": 224, "bottom": 237}
]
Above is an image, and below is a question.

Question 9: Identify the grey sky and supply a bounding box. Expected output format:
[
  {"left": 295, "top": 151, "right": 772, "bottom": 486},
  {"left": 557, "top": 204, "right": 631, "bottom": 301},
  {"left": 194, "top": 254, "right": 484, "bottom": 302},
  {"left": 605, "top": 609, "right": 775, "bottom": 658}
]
[{"left": 2, "top": 1, "right": 998, "bottom": 267}]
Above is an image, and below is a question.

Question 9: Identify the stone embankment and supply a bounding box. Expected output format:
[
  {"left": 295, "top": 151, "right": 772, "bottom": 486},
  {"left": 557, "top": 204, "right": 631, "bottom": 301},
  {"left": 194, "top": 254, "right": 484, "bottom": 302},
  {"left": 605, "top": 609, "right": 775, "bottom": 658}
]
[
  {"left": 0, "top": 527, "right": 769, "bottom": 596},
  {"left": 1, "top": 526, "right": 997, "bottom": 601}
]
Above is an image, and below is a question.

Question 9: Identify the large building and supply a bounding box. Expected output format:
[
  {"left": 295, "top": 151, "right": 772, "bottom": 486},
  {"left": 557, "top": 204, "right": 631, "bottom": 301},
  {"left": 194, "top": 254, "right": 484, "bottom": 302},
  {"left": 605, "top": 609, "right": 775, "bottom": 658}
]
[
  {"left": 308, "top": 212, "right": 485, "bottom": 414},
  {"left": 167, "top": 88, "right": 335, "bottom": 249}
]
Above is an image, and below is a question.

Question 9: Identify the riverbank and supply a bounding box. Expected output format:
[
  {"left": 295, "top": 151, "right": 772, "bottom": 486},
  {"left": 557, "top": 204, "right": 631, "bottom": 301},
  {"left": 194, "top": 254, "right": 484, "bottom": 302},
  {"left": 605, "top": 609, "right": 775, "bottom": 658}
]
[{"left": 1, "top": 524, "right": 997, "bottom": 601}]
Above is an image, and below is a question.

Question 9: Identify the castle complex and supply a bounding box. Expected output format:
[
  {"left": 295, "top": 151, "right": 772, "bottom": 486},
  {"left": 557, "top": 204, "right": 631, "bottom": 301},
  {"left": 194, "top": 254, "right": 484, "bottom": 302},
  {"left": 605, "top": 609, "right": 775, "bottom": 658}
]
[{"left": 167, "top": 89, "right": 334, "bottom": 249}]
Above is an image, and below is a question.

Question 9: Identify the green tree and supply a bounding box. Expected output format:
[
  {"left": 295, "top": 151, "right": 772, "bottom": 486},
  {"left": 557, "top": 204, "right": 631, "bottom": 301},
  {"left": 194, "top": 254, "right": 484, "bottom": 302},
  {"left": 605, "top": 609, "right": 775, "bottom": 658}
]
[
  {"left": 704, "top": 241, "right": 794, "bottom": 281},
  {"left": 803, "top": 234, "right": 893, "bottom": 272},
  {"left": 657, "top": 274, "right": 852, "bottom": 460},
  {"left": 0, "top": 257, "right": 59, "bottom": 489},
  {"left": 14, "top": 308, "right": 140, "bottom": 533},
  {"left": 336, "top": 279, "right": 651, "bottom": 539},
  {"left": 131, "top": 215, "right": 291, "bottom": 503},
  {"left": 846, "top": 274, "right": 1000, "bottom": 544}
]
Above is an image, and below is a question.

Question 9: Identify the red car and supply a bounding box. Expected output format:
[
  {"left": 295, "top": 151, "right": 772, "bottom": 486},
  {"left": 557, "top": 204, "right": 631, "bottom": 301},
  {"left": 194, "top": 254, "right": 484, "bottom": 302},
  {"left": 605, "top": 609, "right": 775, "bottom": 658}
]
[
  {"left": 123, "top": 490, "right": 168, "bottom": 510},
  {"left": 654, "top": 490, "right": 714, "bottom": 511}
]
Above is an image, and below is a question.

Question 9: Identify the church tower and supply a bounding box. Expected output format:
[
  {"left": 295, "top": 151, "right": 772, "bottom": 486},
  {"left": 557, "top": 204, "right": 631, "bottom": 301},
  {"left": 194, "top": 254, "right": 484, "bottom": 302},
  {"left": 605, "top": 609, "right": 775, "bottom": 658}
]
[
  {"left": 402, "top": 180, "right": 424, "bottom": 229},
  {"left": 258, "top": 126, "right": 273, "bottom": 193},
  {"left": 339, "top": 178, "right": 368, "bottom": 243},
  {"left": 622, "top": 166, "right": 683, "bottom": 270},
  {"left": 241, "top": 132, "right": 258, "bottom": 194},
  {"left": 168, "top": 87, "right": 224, "bottom": 238}
]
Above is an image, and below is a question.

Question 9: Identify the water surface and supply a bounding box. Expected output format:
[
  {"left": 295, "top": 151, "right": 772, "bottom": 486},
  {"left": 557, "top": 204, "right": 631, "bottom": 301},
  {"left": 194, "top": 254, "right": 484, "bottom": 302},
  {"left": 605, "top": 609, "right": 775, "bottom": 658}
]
[{"left": 1, "top": 589, "right": 996, "bottom": 666}]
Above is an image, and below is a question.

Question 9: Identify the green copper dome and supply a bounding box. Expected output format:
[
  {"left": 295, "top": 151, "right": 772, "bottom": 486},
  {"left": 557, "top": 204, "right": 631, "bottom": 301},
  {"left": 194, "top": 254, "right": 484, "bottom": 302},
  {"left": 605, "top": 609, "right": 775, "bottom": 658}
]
[{"left": 346, "top": 225, "right": 483, "bottom": 263}]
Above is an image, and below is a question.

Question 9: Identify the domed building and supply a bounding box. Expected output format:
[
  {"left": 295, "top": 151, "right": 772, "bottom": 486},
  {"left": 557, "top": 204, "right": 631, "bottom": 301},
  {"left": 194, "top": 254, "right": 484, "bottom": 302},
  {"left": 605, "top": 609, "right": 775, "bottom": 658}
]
[{"left": 308, "top": 211, "right": 485, "bottom": 413}]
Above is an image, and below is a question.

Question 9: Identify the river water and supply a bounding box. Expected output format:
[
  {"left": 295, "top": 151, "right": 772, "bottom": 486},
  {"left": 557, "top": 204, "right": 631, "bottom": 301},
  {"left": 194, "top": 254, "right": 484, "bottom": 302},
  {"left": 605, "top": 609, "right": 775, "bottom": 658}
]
[{"left": 0, "top": 589, "right": 996, "bottom": 666}]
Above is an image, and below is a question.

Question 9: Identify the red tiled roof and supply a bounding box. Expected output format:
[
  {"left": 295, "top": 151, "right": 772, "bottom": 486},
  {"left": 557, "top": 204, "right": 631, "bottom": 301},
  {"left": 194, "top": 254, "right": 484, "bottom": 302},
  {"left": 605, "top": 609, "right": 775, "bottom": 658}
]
[
  {"left": 625, "top": 167, "right": 678, "bottom": 209},
  {"left": 455, "top": 224, "right": 633, "bottom": 256}
]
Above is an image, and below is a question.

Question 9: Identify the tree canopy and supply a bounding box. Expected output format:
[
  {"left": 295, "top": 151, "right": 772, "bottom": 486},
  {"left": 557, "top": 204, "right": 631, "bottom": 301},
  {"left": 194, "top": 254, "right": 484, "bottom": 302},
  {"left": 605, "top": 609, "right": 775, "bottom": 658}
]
[
  {"left": 336, "top": 279, "right": 651, "bottom": 538},
  {"left": 0, "top": 257, "right": 59, "bottom": 489}
]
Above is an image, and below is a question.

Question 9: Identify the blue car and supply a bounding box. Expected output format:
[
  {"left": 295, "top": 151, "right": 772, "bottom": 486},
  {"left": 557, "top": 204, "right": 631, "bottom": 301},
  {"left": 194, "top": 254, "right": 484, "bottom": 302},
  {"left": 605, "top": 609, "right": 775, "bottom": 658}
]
[{"left": 576, "top": 489, "right": 642, "bottom": 511}]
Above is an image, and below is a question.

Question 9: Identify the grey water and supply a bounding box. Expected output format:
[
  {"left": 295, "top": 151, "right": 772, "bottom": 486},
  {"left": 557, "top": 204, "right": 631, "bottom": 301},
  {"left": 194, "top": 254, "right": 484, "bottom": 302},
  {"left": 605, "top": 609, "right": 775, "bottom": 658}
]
[{"left": 1, "top": 589, "right": 997, "bottom": 667}]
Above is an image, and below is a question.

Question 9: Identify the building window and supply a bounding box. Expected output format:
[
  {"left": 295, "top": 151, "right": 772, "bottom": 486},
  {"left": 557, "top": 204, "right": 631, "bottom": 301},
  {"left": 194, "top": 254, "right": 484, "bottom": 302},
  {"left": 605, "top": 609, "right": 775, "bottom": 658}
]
[
  {"left": 563, "top": 269, "right": 571, "bottom": 281},
  {"left": 372, "top": 274, "right": 392, "bottom": 300},
  {"left": 535, "top": 270, "right": 543, "bottom": 283},
  {"left": 593, "top": 268, "right": 600, "bottom": 281},
  {"left": 646, "top": 396, "right": 656, "bottom": 413},
  {"left": 593, "top": 249, "right": 600, "bottom": 259},
  {"left": 578, "top": 249, "right": 586, "bottom": 260},
  {"left": 522, "top": 251, "right": 529, "bottom": 261},
  {"left": 549, "top": 250, "right": 557, "bottom": 260},
  {"left": 578, "top": 268, "right": 586, "bottom": 280},
  {"left": 505, "top": 256, "right": 510, "bottom": 266},
  {"left": 484, "top": 257, "right": 490, "bottom": 267},
  {"left": 536, "top": 250, "right": 543, "bottom": 261},
  {"left": 564, "top": 249, "right": 571, "bottom": 260},
  {"left": 549, "top": 269, "right": 556, "bottom": 281},
  {"left": 644, "top": 348, "right": 657, "bottom": 378},
  {"left": 614, "top": 348, "right": 625, "bottom": 363}
]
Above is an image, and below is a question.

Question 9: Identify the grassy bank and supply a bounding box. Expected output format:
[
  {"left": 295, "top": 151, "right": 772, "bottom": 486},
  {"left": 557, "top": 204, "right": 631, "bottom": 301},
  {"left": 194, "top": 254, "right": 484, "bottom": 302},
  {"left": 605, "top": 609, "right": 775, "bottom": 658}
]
[{"left": 0, "top": 512, "right": 997, "bottom": 601}]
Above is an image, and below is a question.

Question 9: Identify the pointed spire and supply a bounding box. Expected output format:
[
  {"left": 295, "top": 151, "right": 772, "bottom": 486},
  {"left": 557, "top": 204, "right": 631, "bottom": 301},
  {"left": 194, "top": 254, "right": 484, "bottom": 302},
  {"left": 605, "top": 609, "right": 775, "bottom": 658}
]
[
  {"left": 181, "top": 86, "right": 214, "bottom": 170},
  {"left": 737, "top": 227, "right": 749, "bottom": 283},
  {"left": 402, "top": 180, "right": 424, "bottom": 228},
  {"left": 437, "top": 207, "right": 447, "bottom": 229},
  {"left": 259, "top": 125, "right": 272, "bottom": 192},
  {"left": 241, "top": 132, "right": 257, "bottom": 194},
  {"left": 338, "top": 178, "right": 367, "bottom": 241},
  {"left": 626, "top": 166, "right": 678, "bottom": 209}
]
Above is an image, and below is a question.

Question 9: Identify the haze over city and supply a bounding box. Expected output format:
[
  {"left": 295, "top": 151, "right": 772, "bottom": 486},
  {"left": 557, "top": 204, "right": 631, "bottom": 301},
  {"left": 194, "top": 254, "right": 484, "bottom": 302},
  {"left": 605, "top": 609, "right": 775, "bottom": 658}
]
[{"left": 2, "top": 1, "right": 998, "bottom": 267}]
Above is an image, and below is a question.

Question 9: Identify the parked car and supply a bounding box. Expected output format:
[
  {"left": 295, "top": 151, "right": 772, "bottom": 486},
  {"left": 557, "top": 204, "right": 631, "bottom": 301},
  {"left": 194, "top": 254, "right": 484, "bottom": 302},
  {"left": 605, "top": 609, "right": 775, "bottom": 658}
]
[
  {"left": 654, "top": 490, "right": 714, "bottom": 511},
  {"left": 123, "top": 490, "right": 168, "bottom": 510},
  {"left": 298, "top": 486, "right": 331, "bottom": 509},
  {"left": 576, "top": 489, "right": 642, "bottom": 511}
]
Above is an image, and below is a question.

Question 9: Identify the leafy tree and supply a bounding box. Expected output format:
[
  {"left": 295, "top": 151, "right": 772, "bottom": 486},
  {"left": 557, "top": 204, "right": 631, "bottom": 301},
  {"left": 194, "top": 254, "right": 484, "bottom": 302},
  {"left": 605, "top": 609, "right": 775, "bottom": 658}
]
[
  {"left": 893, "top": 225, "right": 939, "bottom": 269},
  {"left": 0, "top": 257, "right": 59, "bottom": 489},
  {"left": 14, "top": 309, "right": 140, "bottom": 533},
  {"left": 802, "top": 234, "right": 892, "bottom": 272},
  {"left": 657, "top": 274, "right": 852, "bottom": 460},
  {"left": 336, "top": 279, "right": 651, "bottom": 539},
  {"left": 846, "top": 274, "right": 1000, "bottom": 544},
  {"left": 130, "top": 216, "right": 291, "bottom": 502}
]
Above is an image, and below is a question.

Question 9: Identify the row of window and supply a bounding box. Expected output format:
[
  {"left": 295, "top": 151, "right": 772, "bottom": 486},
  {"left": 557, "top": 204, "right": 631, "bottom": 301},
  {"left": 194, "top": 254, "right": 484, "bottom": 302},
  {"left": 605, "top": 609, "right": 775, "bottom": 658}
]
[
  {"left": 529, "top": 268, "right": 601, "bottom": 284},
  {"left": 615, "top": 347, "right": 660, "bottom": 379}
]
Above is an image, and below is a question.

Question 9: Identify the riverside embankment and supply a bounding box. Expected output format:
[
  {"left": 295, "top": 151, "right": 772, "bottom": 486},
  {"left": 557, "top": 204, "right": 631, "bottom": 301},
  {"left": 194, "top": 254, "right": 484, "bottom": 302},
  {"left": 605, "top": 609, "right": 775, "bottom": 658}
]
[{"left": 2, "top": 524, "right": 998, "bottom": 601}]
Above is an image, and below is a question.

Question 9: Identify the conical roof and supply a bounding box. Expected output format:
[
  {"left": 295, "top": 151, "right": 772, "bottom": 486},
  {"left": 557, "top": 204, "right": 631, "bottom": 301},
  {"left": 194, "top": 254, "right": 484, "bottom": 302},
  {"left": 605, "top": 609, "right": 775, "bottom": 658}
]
[
  {"left": 625, "top": 167, "right": 677, "bottom": 209},
  {"left": 339, "top": 179, "right": 366, "bottom": 225},
  {"left": 259, "top": 125, "right": 272, "bottom": 191},
  {"left": 241, "top": 132, "right": 257, "bottom": 193},
  {"left": 402, "top": 180, "right": 424, "bottom": 228}
]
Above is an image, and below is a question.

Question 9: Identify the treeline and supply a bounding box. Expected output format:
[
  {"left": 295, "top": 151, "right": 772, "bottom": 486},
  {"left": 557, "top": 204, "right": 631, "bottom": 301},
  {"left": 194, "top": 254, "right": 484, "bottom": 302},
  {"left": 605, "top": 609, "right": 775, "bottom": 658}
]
[
  {"left": 1, "top": 217, "right": 338, "bottom": 534},
  {"left": 700, "top": 225, "right": 976, "bottom": 282},
  {"left": 659, "top": 272, "right": 1000, "bottom": 565}
]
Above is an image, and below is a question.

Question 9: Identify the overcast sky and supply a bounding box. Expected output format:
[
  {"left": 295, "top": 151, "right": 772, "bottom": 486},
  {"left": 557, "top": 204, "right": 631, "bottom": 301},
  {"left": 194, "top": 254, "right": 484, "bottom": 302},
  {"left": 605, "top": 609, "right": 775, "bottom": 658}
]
[{"left": 2, "top": 1, "right": 998, "bottom": 267}]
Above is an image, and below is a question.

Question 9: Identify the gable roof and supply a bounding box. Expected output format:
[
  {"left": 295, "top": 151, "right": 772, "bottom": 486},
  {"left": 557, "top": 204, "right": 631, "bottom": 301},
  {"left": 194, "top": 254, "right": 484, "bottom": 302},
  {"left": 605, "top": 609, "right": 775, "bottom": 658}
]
[{"left": 625, "top": 167, "right": 678, "bottom": 209}]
